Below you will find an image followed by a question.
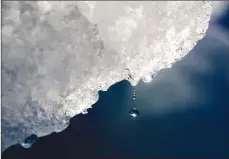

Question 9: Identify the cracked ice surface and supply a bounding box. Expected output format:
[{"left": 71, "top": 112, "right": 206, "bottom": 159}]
[{"left": 1, "top": 1, "right": 211, "bottom": 150}]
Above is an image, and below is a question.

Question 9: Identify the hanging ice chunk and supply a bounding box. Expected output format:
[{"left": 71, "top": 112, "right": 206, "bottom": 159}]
[
  {"left": 20, "top": 134, "right": 38, "bottom": 148},
  {"left": 82, "top": 109, "right": 88, "bottom": 115},
  {"left": 142, "top": 74, "right": 153, "bottom": 83}
]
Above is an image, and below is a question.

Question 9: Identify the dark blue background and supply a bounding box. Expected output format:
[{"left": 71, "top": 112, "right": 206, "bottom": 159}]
[{"left": 2, "top": 7, "right": 229, "bottom": 159}]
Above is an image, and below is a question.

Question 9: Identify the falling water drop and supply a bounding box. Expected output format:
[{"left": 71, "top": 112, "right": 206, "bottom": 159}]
[
  {"left": 129, "top": 108, "right": 140, "bottom": 118},
  {"left": 133, "top": 88, "right": 136, "bottom": 100},
  {"left": 20, "top": 134, "right": 38, "bottom": 148}
]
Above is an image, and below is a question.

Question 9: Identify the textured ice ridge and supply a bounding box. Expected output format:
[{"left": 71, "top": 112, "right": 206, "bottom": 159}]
[{"left": 2, "top": 1, "right": 211, "bottom": 150}]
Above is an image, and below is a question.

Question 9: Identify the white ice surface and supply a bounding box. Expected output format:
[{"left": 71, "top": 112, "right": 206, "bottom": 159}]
[{"left": 1, "top": 1, "right": 211, "bottom": 150}]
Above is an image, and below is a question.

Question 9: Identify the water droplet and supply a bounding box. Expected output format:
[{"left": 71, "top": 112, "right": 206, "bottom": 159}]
[
  {"left": 133, "top": 88, "right": 136, "bottom": 100},
  {"left": 20, "top": 134, "right": 38, "bottom": 148},
  {"left": 129, "top": 108, "right": 140, "bottom": 118}
]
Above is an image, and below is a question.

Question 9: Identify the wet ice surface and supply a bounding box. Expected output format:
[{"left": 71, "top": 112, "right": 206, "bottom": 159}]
[{"left": 1, "top": 1, "right": 211, "bottom": 151}]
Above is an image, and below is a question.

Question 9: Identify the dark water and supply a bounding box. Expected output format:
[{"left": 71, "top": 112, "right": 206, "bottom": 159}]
[{"left": 2, "top": 8, "right": 229, "bottom": 159}]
